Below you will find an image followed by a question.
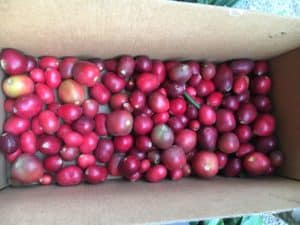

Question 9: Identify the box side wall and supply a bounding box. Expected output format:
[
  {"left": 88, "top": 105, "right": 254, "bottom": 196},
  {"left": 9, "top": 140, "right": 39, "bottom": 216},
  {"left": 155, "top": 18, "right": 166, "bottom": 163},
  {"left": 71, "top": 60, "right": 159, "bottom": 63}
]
[
  {"left": 0, "top": 0, "right": 300, "bottom": 60},
  {"left": 271, "top": 48, "right": 300, "bottom": 180},
  {"left": 0, "top": 68, "right": 7, "bottom": 188},
  {"left": 0, "top": 177, "right": 299, "bottom": 225},
  {"left": 0, "top": 154, "right": 7, "bottom": 189}
]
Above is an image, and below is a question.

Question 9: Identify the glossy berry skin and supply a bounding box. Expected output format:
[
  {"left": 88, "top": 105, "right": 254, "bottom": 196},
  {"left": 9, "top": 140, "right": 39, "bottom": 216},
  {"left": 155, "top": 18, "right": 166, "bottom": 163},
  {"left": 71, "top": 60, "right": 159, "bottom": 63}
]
[
  {"left": 222, "top": 96, "right": 239, "bottom": 111},
  {"left": 145, "top": 165, "right": 167, "bottom": 183},
  {"left": 36, "top": 83, "right": 55, "bottom": 104},
  {"left": 198, "top": 105, "right": 216, "bottom": 126},
  {"left": 72, "top": 116, "right": 95, "bottom": 134},
  {"left": 0, "top": 132, "right": 19, "bottom": 154},
  {"left": 39, "top": 56, "right": 59, "bottom": 69},
  {"left": 216, "top": 109, "right": 236, "bottom": 133},
  {"left": 175, "top": 129, "right": 197, "bottom": 153},
  {"left": 72, "top": 61, "right": 100, "bottom": 87},
  {"left": 95, "top": 114, "right": 108, "bottom": 136},
  {"left": 148, "top": 91, "right": 170, "bottom": 113},
  {"left": 218, "top": 132, "right": 240, "bottom": 154},
  {"left": 58, "top": 79, "right": 85, "bottom": 105},
  {"left": 58, "top": 103, "right": 82, "bottom": 124},
  {"left": 119, "top": 155, "right": 141, "bottom": 177},
  {"left": 59, "top": 57, "right": 78, "bottom": 79},
  {"left": 60, "top": 146, "right": 80, "bottom": 161},
  {"left": 85, "top": 165, "right": 108, "bottom": 184},
  {"left": 224, "top": 158, "right": 242, "bottom": 177},
  {"left": 44, "top": 68, "right": 62, "bottom": 88},
  {"left": 62, "top": 131, "right": 83, "bottom": 147},
  {"left": 136, "top": 56, "right": 152, "bottom": 72},
  {"left": 3, "top": 75, "right": 34, "bottom": 98},
  {"left": 109, "top": 93, "right": 128, "bottom": 110},
  {"left": 133, "top": 115, "right": 153, "bottom": 135},
  {"left": 235, "top": 125, "right": 252, "bottom": 143},
  {"left": 0, "top": 48, "right": 27, "bottom": 74},
  {"left": 13, "top": 94, "right": 43, "bottom": 119},
  {"left": 191, "top": 151, "right": 218, "bottom": 178},
  {"left": 216, "top": 151, "right": 228, "bottom": 169},
  {"left": 168, "top": 64, "right": 192, "bottom": 84},
  {"left": 253, "top": 114, "right": 275, "bottom": 137},
  {"left": 38, "top": 110, "right": 60, "bottom": 134},
  {"left": 77, "top": 154, "right": 96, "bottom": 169},
  {"left": 117, "top": 55, "right": 135, "bottom": 78},
  {"left": 251, "top": 76, "right": 271, "bottom": 95},
  {"left": 56, "top": 166, "right": 83, "bottom": 186},
  {"left": 197, "top": 80, "right": 215, "bottom": 97},
  {"left": 198, "top": 126, "right": 218, "bottom": 150},
  {"left": 152, "top": 112, "right": 169, "bottom": 124},
  {"left": 30, "top": 68, "right": 45, "bottom": 83},
  {"left": 243, "top": 152, "right": 270, "bottom": 176},
  {"left": 20, "top": 130, "right": 36, "bottom": 154},
  {"left": 151, "top": 124, "right": 174, "bottom": 150},
  {"left": 207, "top": 92, "right": 223, "bottom": 107},
  {"left": 237, "top": 103, "right": 257, "bottom": 125},
  {"left": 129, "top": 90, "right": 146, "bottom": 110},
  {"left": 201, "top": 62, "right": 216, "bottom": 80},
  {"left": 82, "top": 99, "right": 99, "bottom": 118},
  {"left": 102, "top": 72, "right": 126, "bottom": 93},
  {"left": 113, "top": 135, "right": 134, "bottom": 153},
  {"left": 95, "top": 139, "right": 114, "bottom": 163},
  {"left": 161, "top": 145, "right": 186, "bottom": 170},
  {"left": 152, "top": 60, "right": 166, "bottom": 84},
  {"left": 79, "top": 132, "right": 98, "bottom": 154},
  {"left": 4, "top": 116, "right": 30, "bottom": 135},
  {"left": 106, "top": 110, "right": 133, "bottom": 136},
  {"left": 136, "top": 73, "right": 159, "bottom": 93},
  {"left": 90, "top": 83, "right": 111, "bottom": 105},
  {"left": 254, "top": 61, "right": 268, "bottom": 76},
  {"left": 44, "top": 155, "right": 63, "bottom": 172},
  {"left": 169, "top": 98, "right": 187, "bottom": 116},
  {"left": 38, "top": 135, "right": 62, "bottom": 155},
  {"left": 233, "top": 75, "right": 249, "bottom": 95},
  {"left": 135, "top": 135, "right": 152, "bottom": 152}
]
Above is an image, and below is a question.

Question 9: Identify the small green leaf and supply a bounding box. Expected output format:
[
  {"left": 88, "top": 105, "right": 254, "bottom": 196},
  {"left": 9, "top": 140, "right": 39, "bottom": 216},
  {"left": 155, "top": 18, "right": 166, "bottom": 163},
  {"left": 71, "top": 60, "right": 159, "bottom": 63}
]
[
  {"left": 203, "top": 219, "right": 225, "bottom": 225},
  {"left": 223, "top": 217, "right": 242, "bottom": 225},
  {"left": 207, "top": 0, "right": 217, "bottom": 4},
  {"left": 189, "top": 222, "right": 200, "bottom": 225},
  {"left": 182, "top": 0, "right": 197, "bottom": 2},
  {"left": 224, "top": 0, "right": 239, "bottom": 6},
  {"left": 240, "top": 215, "right": 263, "bottom": 225},
  {"left": 213, "top": 0, "right": 227, "bottom": 5}
]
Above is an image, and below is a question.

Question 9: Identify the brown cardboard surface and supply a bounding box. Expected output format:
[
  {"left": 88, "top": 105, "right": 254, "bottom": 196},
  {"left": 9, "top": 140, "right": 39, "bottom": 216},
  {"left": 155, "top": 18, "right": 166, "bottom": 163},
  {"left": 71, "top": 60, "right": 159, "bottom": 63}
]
[
  {"left": 271, "top": 48, "right": 300, "bottom": 180},
  {"left": 0, "top": 0, "right": 300, "bottom": 61},
  {"left": 0, "top": 177, "right": 299, "bottom": 225},
  {"left": 0, "top": 0, "right": 300, "bottom": 224}
]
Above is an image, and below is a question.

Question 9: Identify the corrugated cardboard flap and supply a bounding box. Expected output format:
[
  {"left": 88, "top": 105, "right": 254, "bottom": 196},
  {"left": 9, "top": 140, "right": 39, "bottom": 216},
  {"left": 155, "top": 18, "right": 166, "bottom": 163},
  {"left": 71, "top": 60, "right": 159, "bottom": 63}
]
[
  {"left": 0, "top": 0, "right": 300, "bottom": 60},
  {"left": 0, "top": 177, "right": 299, "bottom": 225}
]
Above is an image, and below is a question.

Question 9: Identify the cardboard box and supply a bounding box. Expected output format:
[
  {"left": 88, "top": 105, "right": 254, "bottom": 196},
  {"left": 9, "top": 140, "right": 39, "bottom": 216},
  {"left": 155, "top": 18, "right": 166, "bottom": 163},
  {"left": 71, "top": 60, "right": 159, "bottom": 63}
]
[{"left": 0, "top": 0, "right": 300, "bottom": 224}]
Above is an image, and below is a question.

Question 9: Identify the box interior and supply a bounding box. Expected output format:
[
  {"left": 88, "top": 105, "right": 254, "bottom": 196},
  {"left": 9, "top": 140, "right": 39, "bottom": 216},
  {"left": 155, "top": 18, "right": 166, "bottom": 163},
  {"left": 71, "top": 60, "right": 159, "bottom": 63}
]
[{"left": 0, "top": 0, "right": 300, "bottom": 224}]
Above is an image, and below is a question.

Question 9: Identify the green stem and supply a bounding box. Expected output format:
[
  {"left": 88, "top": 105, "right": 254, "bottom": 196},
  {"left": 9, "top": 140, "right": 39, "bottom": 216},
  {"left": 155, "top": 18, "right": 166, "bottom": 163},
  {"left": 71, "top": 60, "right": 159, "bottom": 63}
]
[
  {"left": 225, "top": 0, "right": 239, "bottom": 6},
  {"left": 184, "top": 92, "right": 200, "bottom": 109}
]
